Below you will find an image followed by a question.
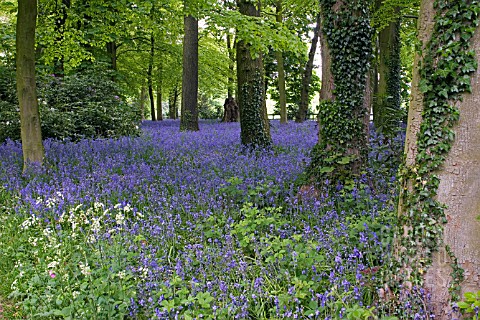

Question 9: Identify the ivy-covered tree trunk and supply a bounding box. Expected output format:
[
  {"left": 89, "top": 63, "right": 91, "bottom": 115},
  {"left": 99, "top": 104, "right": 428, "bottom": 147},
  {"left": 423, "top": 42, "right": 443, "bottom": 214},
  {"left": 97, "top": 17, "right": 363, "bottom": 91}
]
[
  {"left": 236, "top": 0, "right": 272, "bottom": 148},
  {"left": 296, "top": 12, "right": 321, "bottom": 123},
  {"left": 395, "top": 0, "right": 480, "bottom": 317},
  {"left": 180, "top": 8, "right": 199, "bottom": 131},
  {"left": 147, "top": 33, "right": 156, "bottom": 121},
  {"left": 275, "top": 0, "right": 287, "bottom": 124},
  {"left": 373, "top": 18, "right": 401, "bottom": 134},
  {"left": 16, "top": 0, "right": 44, "bottom": 170},
  {"left": 307, "top": 0, "right": 372, "bottom": 185}
]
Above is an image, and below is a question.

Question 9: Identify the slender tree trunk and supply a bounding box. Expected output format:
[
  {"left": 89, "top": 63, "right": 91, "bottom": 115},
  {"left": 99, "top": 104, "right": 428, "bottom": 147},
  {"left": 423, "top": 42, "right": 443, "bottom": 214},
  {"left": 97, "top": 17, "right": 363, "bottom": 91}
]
[
  {"left": 374, "top": 17, "right": 401, "bottom": 133},
  {"left": 174, "top": 86, "right": 179, "bottom": 119},
  {"left": 296, "top": 13, "right": 321, "bottom": 123},
  {"left": 396, "top": 0, "right": 480, "bottom": 317},
  {"left": 156, "top": 60, "right": 163, "bottom": 121},
  {"left": 17, "top": 0, "right": 44, "bottom": 170},
  {"left": 156, "top": 83, "right": 163, "bottom": 121},
  {"left": 181, "top": 7, "right": 199, "bottom": 131},
  {"left": 106, "top": 41, "right": 117, "bottom": 71},
  {"left": 139, "top": 85, "right": 146, "bottom": 121},
  {"left": 236, "top": 0, "right": 272, "bottom": 147},
  {"left": 227, "top": 33, "right": 235, "bottom": 100},
  {"left": 275, "top": 0, "right": 287, "bottom": 124},
  {"left": 147, "top": 33, "right": 155, "bottom": 121},
  {"left": 53, "top": 0, "right": 70, "bottom": 76},
  {"left": 169, "top": 88, "right": 176, "bottom": 119}
]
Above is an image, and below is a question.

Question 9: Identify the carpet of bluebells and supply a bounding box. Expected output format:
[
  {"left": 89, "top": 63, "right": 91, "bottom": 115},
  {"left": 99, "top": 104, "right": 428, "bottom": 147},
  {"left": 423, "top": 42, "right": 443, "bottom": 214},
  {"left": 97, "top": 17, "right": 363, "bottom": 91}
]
[{"left": 0, "top": 120, "right": 419, "bottom": 319}]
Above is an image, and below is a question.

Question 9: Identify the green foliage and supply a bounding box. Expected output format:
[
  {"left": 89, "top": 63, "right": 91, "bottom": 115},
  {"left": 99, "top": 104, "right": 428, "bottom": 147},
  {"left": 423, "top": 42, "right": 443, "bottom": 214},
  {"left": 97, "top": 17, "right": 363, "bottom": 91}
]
[
  {"left": 266, "top": 50, "right": 321, "bottom": 119},
  {"left": 5, "top": 203, "right": 137, "bottom": 319},
  {"left": 307, "top": 0, "right": 374, "bottom": 185},
  {"left": 0, "top": 65, "right": 20, "bottom": 143},
  {"left": 456, "top": 290, "right": 480, "bottom": 319},
  {"left": 396, "top": 0, "right": 480, "bottom": 306},
  {"left": 0, "top": 68, "right": 141, "bottom": 142}
]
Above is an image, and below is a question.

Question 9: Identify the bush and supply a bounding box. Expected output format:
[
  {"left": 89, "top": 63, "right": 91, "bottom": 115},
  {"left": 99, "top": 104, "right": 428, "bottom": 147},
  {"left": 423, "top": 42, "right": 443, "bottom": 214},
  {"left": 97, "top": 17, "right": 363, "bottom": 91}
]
[{"left": 0, "top": 67, "right": 141, "bottom": 143}]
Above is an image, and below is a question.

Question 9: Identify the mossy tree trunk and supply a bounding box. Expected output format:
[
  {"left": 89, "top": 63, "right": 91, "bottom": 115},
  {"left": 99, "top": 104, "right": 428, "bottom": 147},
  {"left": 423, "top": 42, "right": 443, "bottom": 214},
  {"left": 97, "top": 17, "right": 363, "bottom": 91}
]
[
  {"left": 139, "top": 84, "right": 146, "bottom": 120},
  {"left": 296, "top": 12, "right": 321, "bottom": 123},
  {"left": 236, "top": 0, "right": 272, "bottom": 148},
  {"left": 17, "top": 0, "right": 44, "bottom": 170},
  {"left": 180, "top": 0, "right": 199, "bottom": 132},
  {"left": 396, "top": 0, "right": 480, "bottom": 317}
]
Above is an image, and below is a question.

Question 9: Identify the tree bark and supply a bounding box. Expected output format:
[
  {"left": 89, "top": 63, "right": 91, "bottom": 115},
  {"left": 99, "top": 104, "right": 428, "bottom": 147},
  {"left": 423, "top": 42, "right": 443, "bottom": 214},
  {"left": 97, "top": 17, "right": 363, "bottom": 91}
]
[
  {"left": 147, "top": 33, "right": 156, "bottom": 121},
  {"left": 426, "top": 26, "right": 480, "bottom": 316},
  {"left": 397, "top": 0, "right": 480, "bottom": 317},
  {"left": 156, "top": 83, "right": 163, "bottom": 121},
  {"left": 53, "top": 0, "right": 70, "bottom": 76},
  {"left": 373, "top": 17, "right": 401, "bottom": 133},
  {"left": 180, "top": 4, "right": 199, "bottom": 131},
  {"left": 139, "top": 84, "right": 146, "bottom": 121},
  {"left": 226, "top": 33, "right": 235, "bottom": 100},
  {"left": 275, "top": 0, "right": 287, "bottom": 124},
  {"left": 296, "top": 13, "right": 321, "bottom": 123},
  {"left": 16, "top": 0, "right": 44, "bottom": 170},
  {"left": 236, "top": 0, "right": 272, "bottom": 148},
  {"left": 106, "top": 41, "right": 117, "bottom": 72}
]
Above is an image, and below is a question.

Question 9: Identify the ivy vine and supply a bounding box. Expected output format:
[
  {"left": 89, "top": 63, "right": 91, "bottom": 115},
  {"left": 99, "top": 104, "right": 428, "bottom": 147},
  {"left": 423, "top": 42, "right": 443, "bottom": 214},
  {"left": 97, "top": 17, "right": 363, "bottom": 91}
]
[
  {"left": 396, "top": 0, "right": 479, "bottom": 303},
  {"left": 239, "top": 69, "right": 272, "bottom": 149},
  {"left": 307, "top": 0, "right": 374, "bottom": 185}
]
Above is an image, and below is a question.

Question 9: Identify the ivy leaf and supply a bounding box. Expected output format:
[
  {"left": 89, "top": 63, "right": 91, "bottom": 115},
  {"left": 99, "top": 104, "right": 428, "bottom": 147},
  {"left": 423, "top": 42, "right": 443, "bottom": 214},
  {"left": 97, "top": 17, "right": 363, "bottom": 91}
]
[
  {"left": 319, "top": 166, "right": 335, "bottom": 174},
  {"left": 419, "top": 79, "right": 431, "bottom": 93}
]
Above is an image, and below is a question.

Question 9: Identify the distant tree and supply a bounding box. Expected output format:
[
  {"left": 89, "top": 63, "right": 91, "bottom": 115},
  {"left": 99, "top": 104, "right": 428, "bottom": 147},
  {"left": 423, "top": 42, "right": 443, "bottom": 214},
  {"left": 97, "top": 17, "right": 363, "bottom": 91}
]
[
  {"left": 16, "top": 0, "right": 44, "bottom": 170},
  {"left": 296, "top": 12, "right": 321, "bottom": 123}
]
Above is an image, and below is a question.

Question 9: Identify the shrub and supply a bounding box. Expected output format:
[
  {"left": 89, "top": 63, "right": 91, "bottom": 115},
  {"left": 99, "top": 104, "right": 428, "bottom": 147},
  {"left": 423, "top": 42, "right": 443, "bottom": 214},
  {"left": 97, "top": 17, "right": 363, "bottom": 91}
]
[{"left": 0, "top": 67, "right": 141, "bottom": 143}]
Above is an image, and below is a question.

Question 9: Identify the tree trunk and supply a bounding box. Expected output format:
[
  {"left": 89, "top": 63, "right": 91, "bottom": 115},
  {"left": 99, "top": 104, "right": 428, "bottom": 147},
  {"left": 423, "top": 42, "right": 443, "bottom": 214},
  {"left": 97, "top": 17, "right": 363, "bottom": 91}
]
[
  {"left": 106, "top": 41, "right": 117, "bottom": 72},
  {"left": 373, "top": 17, "right": 401, "bottom": 133},
  {"left": 396, "top": 0, "right": 480, "bottom": 317},
  {"left": 275, "top": 0, "right": 287, "bottom": 124},
  {"left": 308, "top": 0, "right": 372, "bottom": 184},
  {"left": 16, "top": 0, "right": 44, "bottom": 170},
  {"left": 156, "top": 60, "right": 163, "bottom": 121},
  {"left": 169, "top": 85, "right": 180, "bottom": 119},
  {"left": 53, "top": 0, "right": 70, "bottom": 76},
  {"left": 180, "top": 7, "right": 199, "bottom": 131},
  {"left": 236, "top": 0, "right": 272, "bottom": 148},
  {"left": 147, "top": 33, "right": 155, "bottom": 121},
  {"left": 296, "top": 13, "right": 321, "bottom": 123},
  {"left": 226, "top": 33, "right": 236, "bottom": 101},
  {"left": 169, "top": 88, "right": 176, "bottom": 119},
  {"left": 319, "top": 19, "right": 334, "bottom": 103},
  {"left": 156, "top": 83, "right": 163, "bottom": 121},
  {"left": 139, "top": 85, "right": 146, "bottom": 121}
]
